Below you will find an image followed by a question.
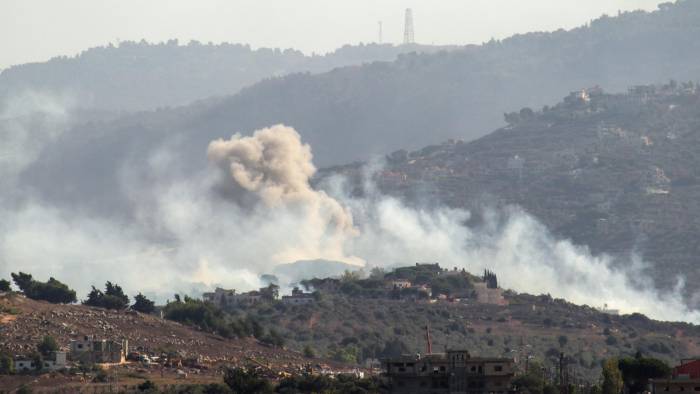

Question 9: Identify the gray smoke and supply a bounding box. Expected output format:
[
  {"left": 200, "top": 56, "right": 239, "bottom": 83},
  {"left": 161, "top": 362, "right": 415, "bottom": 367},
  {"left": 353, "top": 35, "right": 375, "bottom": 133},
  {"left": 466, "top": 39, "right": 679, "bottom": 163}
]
[{"left": 0, "top": 112, "right": 698, "bottom": 323}]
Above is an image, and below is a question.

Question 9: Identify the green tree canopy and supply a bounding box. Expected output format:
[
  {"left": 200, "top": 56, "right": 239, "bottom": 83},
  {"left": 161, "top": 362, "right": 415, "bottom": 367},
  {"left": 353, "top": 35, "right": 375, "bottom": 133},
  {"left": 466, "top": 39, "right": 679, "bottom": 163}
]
[
  {"left": 131, "top": 293, "right": 156, "bottom": 314},
  {"left": 11, "top": 272, "right": 76, "bottom": 304}
]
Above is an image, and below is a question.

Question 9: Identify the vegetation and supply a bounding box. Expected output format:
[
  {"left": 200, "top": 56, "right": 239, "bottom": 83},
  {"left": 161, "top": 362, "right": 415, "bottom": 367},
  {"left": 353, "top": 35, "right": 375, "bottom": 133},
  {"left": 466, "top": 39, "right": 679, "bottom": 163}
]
[
  {"left": 0, "top": 351, "right": 14, "bottom": 374},
  {"left": 602, "top": 358, "right": 624, "bottom": 394},
  {"left": 37, "top": 335, "right": 59, "bottom": 356},
  {"left": 0, "top": 279, "right": 10, "bottom": 292},
  {"left": 618, "top": 354, "right": 671, "bottom": 394},
  {"left": 83, "top": 282, "right": 130, "bottom": 310},
  {"left": 223, "top": 367, "right": 273, "bottom": 394},
  {"left": 11, "top": 272, "right": 76, "bottom": 304},
  {"left": 132, "top": 292, "right": 156, "bottom": 314}
]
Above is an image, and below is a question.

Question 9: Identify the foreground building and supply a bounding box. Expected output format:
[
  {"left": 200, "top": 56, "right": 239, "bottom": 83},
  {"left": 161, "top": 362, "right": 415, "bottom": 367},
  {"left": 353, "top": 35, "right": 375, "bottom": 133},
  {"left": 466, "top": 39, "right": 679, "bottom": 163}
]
[
  {"left": 70, "top": 335, "right": 128, "bottom": 364},
  {"left": 651, "top": 358, "right": 700, "bottom": 394},
  {"left": 384, "top": 350, "right": 515, "bottom": 394}
]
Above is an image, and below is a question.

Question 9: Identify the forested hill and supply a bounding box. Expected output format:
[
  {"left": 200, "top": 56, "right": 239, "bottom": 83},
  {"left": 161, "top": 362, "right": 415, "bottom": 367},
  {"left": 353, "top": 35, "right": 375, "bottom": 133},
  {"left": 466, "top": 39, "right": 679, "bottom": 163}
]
[
  {"left": 324, "top": 82, "right": 700, "bottom": 301},
  {"left": 16, "top": 1, "right": 700, "bottom": 218},
  {"left": 0, "top": 41, "right": 454, "bottom": 112}
]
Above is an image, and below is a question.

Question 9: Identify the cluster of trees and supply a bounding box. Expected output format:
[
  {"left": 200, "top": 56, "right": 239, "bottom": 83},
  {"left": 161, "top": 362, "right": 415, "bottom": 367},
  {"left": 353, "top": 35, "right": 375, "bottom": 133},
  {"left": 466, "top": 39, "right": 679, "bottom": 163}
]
[
  {"left": 10, "top": 272, "right": 76, "bottom": 304},
  {"left": 223, "top": 367, "right": 387, "bottom": 394},
  {"left": 162, "top": 295, "right": 285, "bottom": 347},
  {"left": 84, "top": 282, "right": 130, "bottom": 310},
  {"left": 6, "top": 273, "right": 156, "bottom": 314}
]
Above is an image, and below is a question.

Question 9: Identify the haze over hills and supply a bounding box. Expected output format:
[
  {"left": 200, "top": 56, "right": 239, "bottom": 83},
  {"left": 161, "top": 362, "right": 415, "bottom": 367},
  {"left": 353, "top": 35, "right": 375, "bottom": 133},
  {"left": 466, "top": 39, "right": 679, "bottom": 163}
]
[
  {"left": 13, "top": 0, "right": 700, "bottom": 217},
  {"left": 322, "top": 82, "right": 700, "bottom": 306},
  {"left": 0, "top": 41, "right": 456, "bottom": 113},
  {"left": 3, "top": 1, "right": 700, "bottom": 323}
]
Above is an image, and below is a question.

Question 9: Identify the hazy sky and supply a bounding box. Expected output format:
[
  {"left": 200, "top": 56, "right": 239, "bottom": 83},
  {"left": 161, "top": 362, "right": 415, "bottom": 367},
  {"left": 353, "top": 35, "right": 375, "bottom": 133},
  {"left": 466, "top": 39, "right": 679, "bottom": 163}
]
[{"left": 1, "top": 0, "right": 662, "bottom": 70}]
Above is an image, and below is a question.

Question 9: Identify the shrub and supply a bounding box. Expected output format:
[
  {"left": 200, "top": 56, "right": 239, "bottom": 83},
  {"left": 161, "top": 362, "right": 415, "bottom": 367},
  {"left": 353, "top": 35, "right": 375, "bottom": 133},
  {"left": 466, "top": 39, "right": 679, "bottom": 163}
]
[
  {"left": 0, "top": 279, "right": 10, "bottom": 292},
  {"left": 37, "top": 335, "right": 59, "bottom": 356}
]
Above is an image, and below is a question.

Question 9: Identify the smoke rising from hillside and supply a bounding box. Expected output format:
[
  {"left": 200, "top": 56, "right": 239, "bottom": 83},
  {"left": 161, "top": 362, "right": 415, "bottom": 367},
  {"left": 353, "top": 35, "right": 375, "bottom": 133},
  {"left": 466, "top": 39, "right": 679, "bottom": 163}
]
[{"left": 0, "top": 111, "right": 698, "bottom": 323}]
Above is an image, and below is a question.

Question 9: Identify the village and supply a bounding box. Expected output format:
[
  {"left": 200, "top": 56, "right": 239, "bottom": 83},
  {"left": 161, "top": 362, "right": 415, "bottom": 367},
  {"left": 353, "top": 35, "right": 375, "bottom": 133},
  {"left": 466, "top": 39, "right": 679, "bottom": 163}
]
[{"left": 202, "top": 264, "right": 507, "bottom": 312}]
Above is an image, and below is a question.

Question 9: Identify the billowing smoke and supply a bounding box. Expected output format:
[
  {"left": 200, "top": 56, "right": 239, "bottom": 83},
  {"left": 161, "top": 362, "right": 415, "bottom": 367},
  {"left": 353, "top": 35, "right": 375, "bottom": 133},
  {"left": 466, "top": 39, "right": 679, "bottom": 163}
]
[
  {"left": 0, "top": 109, "right": 698, "bottom": 324},
  {"left": 206, "top": 126, "right": 360, "bottom": 265}
]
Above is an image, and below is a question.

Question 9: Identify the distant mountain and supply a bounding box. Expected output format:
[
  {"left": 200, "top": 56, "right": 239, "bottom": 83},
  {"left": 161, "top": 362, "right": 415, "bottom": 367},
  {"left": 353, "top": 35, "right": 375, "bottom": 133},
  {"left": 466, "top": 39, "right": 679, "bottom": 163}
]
[
  {"left": 0, "top": 40, "right": 455, "bottom": 112},
  {"left": 323, "top": 82, "right": 700, "bottom": 302},
  {"left": 14, "top": 2, "right": 700, "bottom": 227}
]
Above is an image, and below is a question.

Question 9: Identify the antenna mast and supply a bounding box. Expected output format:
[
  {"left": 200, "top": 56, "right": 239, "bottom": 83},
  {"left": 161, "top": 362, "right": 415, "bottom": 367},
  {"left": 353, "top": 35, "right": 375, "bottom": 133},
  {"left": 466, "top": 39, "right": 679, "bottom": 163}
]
[{"left": 403, "top": 8, "right": 415, "bottom": 45}]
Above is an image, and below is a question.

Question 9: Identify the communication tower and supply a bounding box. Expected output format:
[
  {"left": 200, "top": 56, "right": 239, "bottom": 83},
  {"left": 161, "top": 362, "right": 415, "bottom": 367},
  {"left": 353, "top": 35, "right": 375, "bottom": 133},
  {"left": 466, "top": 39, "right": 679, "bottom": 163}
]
[{"left": 403, "top": 8, "right": 415, "bottom": 44}]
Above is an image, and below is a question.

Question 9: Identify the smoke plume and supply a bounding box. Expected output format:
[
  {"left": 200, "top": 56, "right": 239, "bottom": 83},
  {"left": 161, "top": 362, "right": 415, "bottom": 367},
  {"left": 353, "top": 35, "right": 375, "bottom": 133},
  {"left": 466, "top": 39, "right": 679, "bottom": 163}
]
[{"left": 0, "top": 111, "right": 698, "bottom": 324}]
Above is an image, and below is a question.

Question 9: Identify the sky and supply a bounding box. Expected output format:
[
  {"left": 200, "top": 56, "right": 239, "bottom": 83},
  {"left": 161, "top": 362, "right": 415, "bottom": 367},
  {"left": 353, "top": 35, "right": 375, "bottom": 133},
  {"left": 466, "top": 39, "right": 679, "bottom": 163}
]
[{"left": 1, "top": 0, "right": 663, "bottom": 70}]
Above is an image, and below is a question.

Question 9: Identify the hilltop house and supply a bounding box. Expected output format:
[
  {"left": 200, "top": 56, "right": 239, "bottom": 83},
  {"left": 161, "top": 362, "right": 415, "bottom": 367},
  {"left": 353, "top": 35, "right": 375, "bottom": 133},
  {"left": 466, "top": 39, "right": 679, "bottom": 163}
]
[
  {"left": 384, "top": 350, "right": 515, "bottom": 394},
  {"left": 70, "top": 335, "right": 128, "bottom": 364},
  {"left": 281, "top": 287, "right": 315, "bottom": 305},
  {"left": 203, "top": 285, "right": 279, "bottom": 308},
  {"left": 473, "top": 282, "right": 506, "bottom": 305}
]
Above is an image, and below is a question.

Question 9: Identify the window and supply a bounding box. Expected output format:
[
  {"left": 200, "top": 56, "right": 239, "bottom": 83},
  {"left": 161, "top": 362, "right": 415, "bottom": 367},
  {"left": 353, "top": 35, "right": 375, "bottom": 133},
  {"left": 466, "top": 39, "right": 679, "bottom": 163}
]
[
  {"left": 471, "top": 366, "right": 477, "bottom": 372},
  {"left": 495, "top": 365, "right": 503, "bottom": 372}
]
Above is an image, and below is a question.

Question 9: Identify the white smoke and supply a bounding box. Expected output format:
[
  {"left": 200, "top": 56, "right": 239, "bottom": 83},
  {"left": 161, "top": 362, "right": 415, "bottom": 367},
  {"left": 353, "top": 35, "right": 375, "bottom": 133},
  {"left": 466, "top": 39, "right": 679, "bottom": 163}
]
[{"left": 0, "top": 118, "right": 698, "bottom": 323}]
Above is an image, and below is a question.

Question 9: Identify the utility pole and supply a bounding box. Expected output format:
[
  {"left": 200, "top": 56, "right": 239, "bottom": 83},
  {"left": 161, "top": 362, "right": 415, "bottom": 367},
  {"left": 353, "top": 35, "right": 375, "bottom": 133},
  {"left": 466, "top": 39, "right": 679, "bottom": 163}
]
[{"left": 378, "top": 21, "right": 383, "bottom": 44}]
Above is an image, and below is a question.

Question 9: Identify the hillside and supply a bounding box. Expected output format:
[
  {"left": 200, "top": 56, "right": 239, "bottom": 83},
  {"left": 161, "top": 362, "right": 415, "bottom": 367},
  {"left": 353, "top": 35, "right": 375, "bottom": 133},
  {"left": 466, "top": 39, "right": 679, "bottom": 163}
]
[
  {"left": 0, "top": 292, "right": 309, "bottom": 368},
  {"left": 17, "top": 0, "right": 700, "bottom": 220},
  {"left": 223, "top": 264, "right": 700, "bottom": 382},
  {"left": 0, "top": 40, "right": 453, "bottom": 112},
  {"left": 321, "top": 82, "right": 700, "bottom": 302}
]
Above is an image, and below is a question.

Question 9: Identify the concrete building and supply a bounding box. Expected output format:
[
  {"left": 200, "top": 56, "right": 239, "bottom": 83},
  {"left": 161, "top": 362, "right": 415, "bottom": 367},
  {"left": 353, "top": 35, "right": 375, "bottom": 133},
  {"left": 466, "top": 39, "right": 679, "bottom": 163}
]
[
  {"left": 42, "top": 351, "right": 68, "bottom": 371},
  {"left": 281, "top": 287, "right": 314, "bottom": 305},
  {"left": 15, "top": 358, "right": 35, "bottom": 372},
  {"left": 473, "top": 282, "right": 506, "bottom": 305},
  {"left": 70, "top": 335, "right": 128, "bottom": 364},
  {"left": 384, "top": 350, "right": 515, "bottom": 394},
  {"left": 203, "top": 286, "right": 276, "bottom": 308}
]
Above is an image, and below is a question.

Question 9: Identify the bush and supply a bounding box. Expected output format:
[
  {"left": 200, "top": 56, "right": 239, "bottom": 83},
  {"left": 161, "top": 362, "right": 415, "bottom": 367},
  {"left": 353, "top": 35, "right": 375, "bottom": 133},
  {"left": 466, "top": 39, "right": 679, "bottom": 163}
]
[
  {"left": 223, "top": 367, "right": 273, "bottom": 394},
  {"left": 0, "top": 279, "right": 10, "bottom": 292},
  {"left": 11, "top": 272, "right": 76, "bottom": 304},
  {"left": 37, "top": 335, "right": 59, "bottom": 356},
  {"left": 303, "top": 345, "right": 316, "bottom": 358},
  {"left": 137, "top": 379, "right": 157, "bottom": 392}
]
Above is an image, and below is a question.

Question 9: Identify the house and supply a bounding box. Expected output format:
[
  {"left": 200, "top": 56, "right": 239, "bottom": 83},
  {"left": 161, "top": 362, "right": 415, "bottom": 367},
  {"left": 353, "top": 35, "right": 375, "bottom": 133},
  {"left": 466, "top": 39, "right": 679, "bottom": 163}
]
[
  {"left": 42, "top": 351, "right": 68, "bottom": 371},
  {"left": 389, "top": 280, "right": 412, "bottom": 289},
  {"left": 15, "top": 358, "right": 35, "bottom": 372},
  {"left": 281, "top": 287, "right": 315, "bottom": 305},
  {"left": 202, "top": 286, "right": 274, "bottom": 308},
  {"left": 384, "top": 350, "right": 515, "bottom": 394},
  {"left": 70, "top": 335, "right": 128, "bottom": 364},
  {"left": 651, "top": 359, "right": 700, "bottom": 394},
  {"left": 14, "top": 351, "right": 67, "bottom": 372},
  {"left": 473, "top": 282, "right": 506, "bottom": 305}
]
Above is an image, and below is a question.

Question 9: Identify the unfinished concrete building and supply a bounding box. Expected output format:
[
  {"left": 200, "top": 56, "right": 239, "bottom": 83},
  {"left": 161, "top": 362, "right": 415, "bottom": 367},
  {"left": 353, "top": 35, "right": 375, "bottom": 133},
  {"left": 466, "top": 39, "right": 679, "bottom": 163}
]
[{"left": 384, "top": 350, "right": 515, "bottom": 394}]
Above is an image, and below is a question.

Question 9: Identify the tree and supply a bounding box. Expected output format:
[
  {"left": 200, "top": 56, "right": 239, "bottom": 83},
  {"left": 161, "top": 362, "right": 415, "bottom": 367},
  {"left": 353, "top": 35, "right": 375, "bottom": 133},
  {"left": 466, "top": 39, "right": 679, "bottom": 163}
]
[
  {"left": 83, "top": 282, "right": 130, "bottom": 310},
  {"left": 223, "top": 367, "right": 273, "bottom": 394},
  {"left": 132, "top": 293, "right": 155, "bottom": 314},
  {"left": 0, "top": 351, "right": 14, "bottom": 374},
  {"left": 11, "top": 272, "right": 76, "bottom": 304},
  {"left": 618, "top": 355, "right": 671, "bottom": 394},
  {"left": 602, "top": 358, "right": 624, "bottom": 394},
  {"left": 37, "top": 335, "right": 59, "bottom": 356},
  {"left": 558, "top": 335, "right": 568, "bottom": 348},
  {"left": 303, "top": 345, "right": 316, "bottom": 359},
  {"left": 0, "top": 279, "right": 10, "bottom": 292}
]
